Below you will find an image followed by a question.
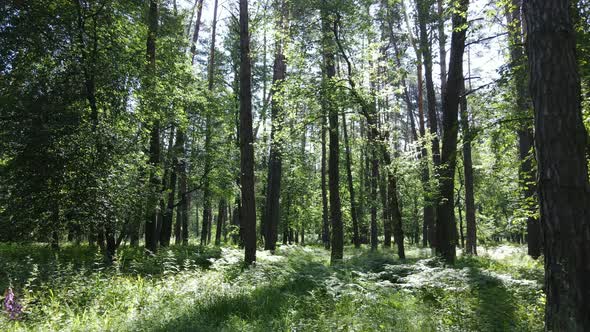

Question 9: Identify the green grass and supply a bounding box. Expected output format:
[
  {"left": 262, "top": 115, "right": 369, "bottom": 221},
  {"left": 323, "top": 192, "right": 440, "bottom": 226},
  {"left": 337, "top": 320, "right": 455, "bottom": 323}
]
[{"left": 0, "top": 243, "right": 544, "bottom": 331}]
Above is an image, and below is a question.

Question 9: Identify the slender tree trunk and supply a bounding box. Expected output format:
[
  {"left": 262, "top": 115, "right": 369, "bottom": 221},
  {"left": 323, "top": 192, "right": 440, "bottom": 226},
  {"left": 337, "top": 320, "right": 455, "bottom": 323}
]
[
  {"left": 370, "top": 142, "right": 379, "bottom": 251},
  {"left": 378, "top": 145, "right": 406, "bottom": 259},
  {"left": 321, "top": 4, "right": 343, "bottom": 262},
  {"left": 505, "top": 0, "right": 541, "bottom": 259},
  {"left": 239, "top": 0, "right": 257, "bottom": 265},
  {"left": 380, "top": 164, "right": 391, "bottom": 248},
  {"left": 523, "top": 0, "right": 590, "bottom": 329},
  {"left": 264, "top": 0, "right": 287, "bottom": 252},
  {"left": 417, "top": 0, "right": 441, "bottom": 166},
  {"left": 435, "top": 0, "right": 468, "bottom": 264},
  {"left": 215, "top": 199, "right": 226, "bottom": 245},
  {"left": 321, "top": 96, "right": 330, "bottom": 249},
  {"left": 161, "top": 128, "right": 178, "bottom": 247},
  {"left": 460, "top": 77, "right": 477, "bottom": 255},
  {"left": 199, "top": 0, "right": 219, "bottom": 246},
  {"left": 144, "top": 0, "right": 161, "bottom": 254},
  {"left": 342, "top": 113, "right": 360, "bottom": 248}
]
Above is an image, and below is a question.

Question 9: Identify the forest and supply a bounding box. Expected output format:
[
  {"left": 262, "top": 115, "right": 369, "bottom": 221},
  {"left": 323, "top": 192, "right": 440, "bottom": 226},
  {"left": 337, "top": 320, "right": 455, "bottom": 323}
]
[{"left": 1, "top": 0, "right": 589, "bottom": 330}]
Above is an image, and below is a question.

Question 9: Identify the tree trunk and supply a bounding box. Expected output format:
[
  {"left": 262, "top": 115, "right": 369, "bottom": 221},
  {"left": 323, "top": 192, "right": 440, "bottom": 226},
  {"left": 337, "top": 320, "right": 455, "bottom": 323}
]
[
  {"left": 505, "top": 0, "right": 541, "bottom": 259},
  {"left": 321, "top": 93, "right": 330, "bottom": 249},
  {"left": 460, "top": 77, "right": 477, "bottom": 255},
  {"left": 161, "top": 130, "right": 178, "bottom": 247},
  {"left": 215, "top": 199, "right": 226, "bottom": 245},
  {"left": 380, "top": 163, "right": 391, "bottom": 248},
  {"left": 144, "top": 0, "right": 161, "bottom": 254},
  {"left": 417, "top": 0, "right": 441, "bottom": 167},
  {"left": 239, "top": 0, "right": 257, "bottom": 265},
  {"left": 264, "top": 0, "right": 287, "bottom": 252},
  {"left": 435, "top": 0, "right": 468, "bottom": 264},
  {"left": 380, "top": 146, "right": 405, "bottom": 259},
  {"left": 321, "top": 4, "right": 343, "bottom": 263},
  {"left": 199, "top": 0, "right": 219, "bottom": 247},
  {"left": 523, "top": 0, "right": 590, "bottom": 329},
  {"left": 342, "top": 113, "right": 360, "bottom": 248},
  {"left": 370, "top": 143, "right": 379, "bottom": 251}
]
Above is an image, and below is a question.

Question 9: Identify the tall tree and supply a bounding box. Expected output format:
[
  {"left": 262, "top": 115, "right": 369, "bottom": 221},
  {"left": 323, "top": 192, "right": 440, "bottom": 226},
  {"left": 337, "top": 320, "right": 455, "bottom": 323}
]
[
  {"left": 321, "top": 3, "right": 343, "bottom": 262},
  {"left": 145, "top": 0, "right": 161, "bottom": 254},
  {"left": 460, "top": 75, "right": 476, "bottom": 255},
  {"left": 523, "top": 0, "right": 590, "bottom": 329},
  {"left": 264, "top": 0, "right": 287, "bottom": 252},
  {"left": 342, "top": 113, "right": 360, "bottom": 248},
  {"left": 201, "top": 0, "right": 219, "bottom": 246},
  {"left": 239, "top": 0, "right": 257, "bottom": 265},
  {"left": 215, "top": 198, "right": 226, "bottom": 245},
  {"left": 435, "top": 0, "right": 469, "bottom": 263},
  {"left": 505, "top": 0, "right": 541, "bottom": 259},
  {"left": 321, "top": 62, "right": 331, "bottom": 250},
  {"left": 161, "top": 127, "right": 178, "bottom": 247},
  {"left": 416, "top": 0, "right": 441, "bottom": 167}
]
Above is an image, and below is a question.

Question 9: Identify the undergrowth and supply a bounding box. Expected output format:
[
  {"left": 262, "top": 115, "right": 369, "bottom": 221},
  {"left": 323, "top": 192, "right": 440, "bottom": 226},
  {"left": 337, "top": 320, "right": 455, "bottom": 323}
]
[{"left": 0, "top": 243, "right": 544, "bottom": 331}]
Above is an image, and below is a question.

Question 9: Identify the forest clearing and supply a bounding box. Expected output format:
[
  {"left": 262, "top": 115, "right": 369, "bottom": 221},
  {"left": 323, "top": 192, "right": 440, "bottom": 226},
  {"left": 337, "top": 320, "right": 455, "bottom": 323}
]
[{"left": 1, "top": 0, "right": 589, "bottom": 330}]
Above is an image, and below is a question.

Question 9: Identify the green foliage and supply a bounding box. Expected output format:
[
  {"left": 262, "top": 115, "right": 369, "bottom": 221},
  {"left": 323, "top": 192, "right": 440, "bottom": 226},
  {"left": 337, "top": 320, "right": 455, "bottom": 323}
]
[{"left": 1, "top": 243, "right": 544, "bottom": 331}]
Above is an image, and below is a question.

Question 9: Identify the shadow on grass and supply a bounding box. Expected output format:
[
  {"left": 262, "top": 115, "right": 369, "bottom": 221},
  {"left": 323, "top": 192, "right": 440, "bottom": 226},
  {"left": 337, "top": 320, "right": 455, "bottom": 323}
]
[
  {"left": 465, "top": 265, "right": 521, "bottom": 331},
  {"left": 143, "top": 260, "right": 332, "bottom": 332}
]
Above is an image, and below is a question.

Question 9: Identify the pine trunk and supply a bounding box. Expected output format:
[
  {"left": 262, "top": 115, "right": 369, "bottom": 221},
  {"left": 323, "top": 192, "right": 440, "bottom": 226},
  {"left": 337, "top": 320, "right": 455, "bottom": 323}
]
[
  {"left": 524, "top": 0, "right": 590, "bottom": 329},
  {"left": 435, "top": 0, "right": 468, "bottom": 264},
  {"left": 239, "top": 0, "right": 257, "bottom": 265},
  {"left": 263, "top": 0, "right": 287, "bottom": 252}
]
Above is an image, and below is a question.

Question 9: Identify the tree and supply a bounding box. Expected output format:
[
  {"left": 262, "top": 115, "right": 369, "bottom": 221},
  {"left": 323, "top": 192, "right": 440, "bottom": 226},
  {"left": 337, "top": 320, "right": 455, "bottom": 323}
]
[
  {"left": 321, "top": 2, "right": 343, "bottom": 263},
  {"left": 263, "top": 0, "right": 288, "bottom": 252},
  {"left": 342, "top": 112, "right": 360, "bottom": 248},
  {"left": 505, "top": 0, "right": 540, "bottom": 259},
  {"left": 435, "top": 0, "right": 469, "bottom": 263},
  {"left": 460, "top": 75, "right": 476, "bottom": 255},
  {"left": 523, "top": 0, "right": 590, "bottom": 329},
  {"left": 416, "top": 0, "right": 441, "bottom": 167},
  {"left": 239, "top": 0, "right": 257, "bottom": 265},
  {"left": 145, "top": 0, "right": 161, "bottom": 254}
]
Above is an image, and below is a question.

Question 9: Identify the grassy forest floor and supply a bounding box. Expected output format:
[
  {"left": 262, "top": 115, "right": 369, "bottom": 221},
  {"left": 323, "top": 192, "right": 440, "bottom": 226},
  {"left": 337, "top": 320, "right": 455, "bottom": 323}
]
[{"left": 1, "top": 243, "right": 544, "bottom": 331}]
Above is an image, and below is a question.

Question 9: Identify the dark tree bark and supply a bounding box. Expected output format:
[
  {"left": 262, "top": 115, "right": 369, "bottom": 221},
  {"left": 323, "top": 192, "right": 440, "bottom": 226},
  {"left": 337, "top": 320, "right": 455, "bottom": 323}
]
[
  {"left": 239, "top": 0, "right": 257, "bottom": 265},
  {"left": 380, "top": 163, "right": 391, "bottom": 248},
  {"left": 263, "top": 0, "right": 287, "bottom": 252},
  {"left": 342, "top": 113, "right": 360, "bottom": 248},
  {"left": 161, "top": 128, "right": 178, "bottom": 247},
  {"left": 417, "top": 0, "right": 441, "bottom": 167},
  {"left": 370, "top": 140, "right": 379, "bottom": 251},
  {"left": 200, "top": 0, "right": 219, "bottom": 246},
  {"left": 176, "top": 131, "right": 189, "bottom": 245},
  {"left": 435, "top": 0, "right": 468, "bottom": 264},
  {"left": 376, "top": 143, "right": 406, "bottom": 259},
  {"left": 321, "top": 93, "right": 330, "bottom": 249},
  {"left": 523, "top": 0, "right": 590, "bottom": 329},
  {"left": 505, "top": 0, "right": 541, "bottom": 259},
  {"left": 215, "top": 199, "right": 226, "bottom": 245},
  {"left": 321, "top": 4, "right": 343, "bottom": 262},
  {"left": 460, "top": 77, "right": 477, "bottom": 255},
  {"left": 144, "top": 0, "right": 160, "bottom": 254}
]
